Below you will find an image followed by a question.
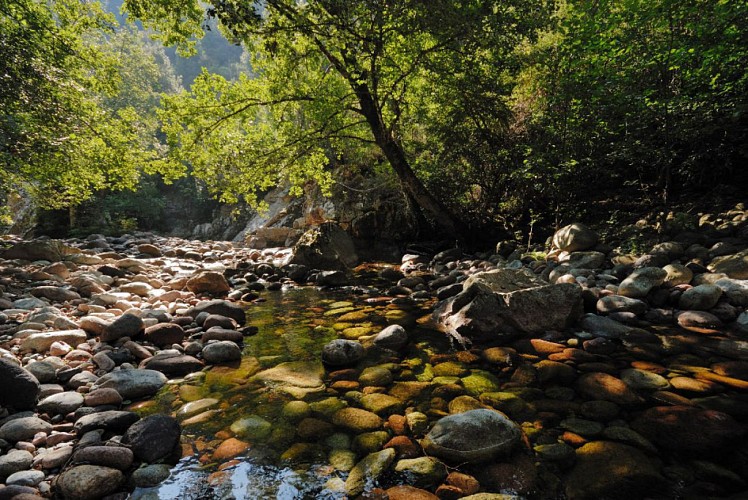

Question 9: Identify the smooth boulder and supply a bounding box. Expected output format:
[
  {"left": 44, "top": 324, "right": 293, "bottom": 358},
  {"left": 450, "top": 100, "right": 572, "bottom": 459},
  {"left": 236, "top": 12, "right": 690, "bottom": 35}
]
[{"left": 422, "top": 409, "right": 521, "bottom": 463}]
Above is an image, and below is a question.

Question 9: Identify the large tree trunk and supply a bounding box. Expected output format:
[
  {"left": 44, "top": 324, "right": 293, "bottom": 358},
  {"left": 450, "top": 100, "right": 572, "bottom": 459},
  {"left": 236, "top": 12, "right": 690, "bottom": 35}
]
[{"left": 354, "top": 84, "right": 463, "bottom": 240}]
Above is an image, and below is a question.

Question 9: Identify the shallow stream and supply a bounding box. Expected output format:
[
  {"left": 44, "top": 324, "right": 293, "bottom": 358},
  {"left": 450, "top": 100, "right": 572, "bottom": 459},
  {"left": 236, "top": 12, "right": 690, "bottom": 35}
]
[{"left": 132, "top": 286, "right": 444, "bottom": 499}]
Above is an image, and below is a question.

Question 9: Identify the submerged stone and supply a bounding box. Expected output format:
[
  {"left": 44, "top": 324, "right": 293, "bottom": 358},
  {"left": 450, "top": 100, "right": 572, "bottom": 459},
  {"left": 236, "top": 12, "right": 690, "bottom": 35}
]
[{"left": 422, "top": 409, "right": 521, "bottom": 463}]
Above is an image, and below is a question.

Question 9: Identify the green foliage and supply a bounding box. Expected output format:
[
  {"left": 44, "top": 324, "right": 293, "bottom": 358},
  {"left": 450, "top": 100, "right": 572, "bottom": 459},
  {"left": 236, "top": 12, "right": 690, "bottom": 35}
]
[
  {"left": 125, "top": 0, "right": 549, "bottom": 237},
  {"left": 0, "top": 0, "right": 180, "bottom": 211}
]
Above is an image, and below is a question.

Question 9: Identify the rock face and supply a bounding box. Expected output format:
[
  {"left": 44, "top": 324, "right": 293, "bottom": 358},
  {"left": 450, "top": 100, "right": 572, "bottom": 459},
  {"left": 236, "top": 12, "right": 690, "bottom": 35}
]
[
  {"left": 0, "top": 359, "right": 40, "bottom": 410},
  {"left": 434, "top": 269, "right": 582, "bottom": 340},
  {"left": 422, "top": 409, "right": 521, "bottom": 463},
  {"left": 288, "top": 222, "right": 359, "bottom": 271},
  {"left": 552, "top": 223, "right": 599, "bottom": 252}
]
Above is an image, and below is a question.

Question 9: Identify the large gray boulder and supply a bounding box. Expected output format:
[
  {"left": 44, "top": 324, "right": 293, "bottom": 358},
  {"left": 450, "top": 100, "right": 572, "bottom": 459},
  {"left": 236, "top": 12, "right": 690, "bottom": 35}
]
[
  {"left": 288, "top": 222, "right": 358, "bottom": 271},
  {"left": 1, "top": 239, "right": 77, "bottom": 262},
  {"left": 422, "top": 409, "right": 522, "bottom": 463},
  {"left": 552, "top": 223, "right": 599, "bottom": 252},
  {"left": 433, "top": 269, "right": 582, "bottom": 342}
]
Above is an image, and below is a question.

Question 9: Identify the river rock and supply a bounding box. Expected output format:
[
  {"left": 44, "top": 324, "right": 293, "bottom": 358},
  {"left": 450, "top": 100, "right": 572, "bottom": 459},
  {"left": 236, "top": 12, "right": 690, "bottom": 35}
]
[
  {"left": 57, "top": 465, "right": 123, "bottom": 500},
  {"left": 434, "top": 269, "right": 582, "bottom": 340},
  {"left": 373, "top": 324, "right": 408, "bottom": 350},
  {"left": 123, "top": 414, "right": 181, "bottom": 463},
  {"left": 0, "top": 417, "right": 52, "bottom": 442},
  {"left": 74, "top": 410, "right": 140, "bottom": 434},
  {"left": 618, "top": 267, "right": 667, "bottom": 298},
  {"left": 620, "top": 368, "right": 670, "bottom": 390},
  {"left": 202, "top": 340, "right": 242, "bottom": 364},
  {"left": 252, "top": 361, "right": 325, "bottom": 398},
  {"left": 678, "top": 284, "right": 722, "bottom": 310},
  {"left": 20, "top": 330, "right": 88, "bottom": 353},
  {"left": 422, "top": 409, "right": 521, "bottom": 463},
  {"left": 708, "top": 249, "right": 748, "bottom": 278},
  {"left": 2, "top": 240, "right": 76, "bottom": 262},
  {"left": 187, "top": 299, "right": 246, "bottom": 326},
  {"left": 72, "top": 446, "right": 134, "bottom": 470},
  {"left": 230, "top": 415, "right": 272, "bottom": 440},
  {"left": 5, "top": 469, "right": 45, "bottom": 487},
  {"left": 131, "top": 463, "right": 172, "bottom": 487},
  {"left": 332, "top": 408, "right": 383, "bottom": 433},
  {"left": 25, "top": 360, "right": 57, "bottom": 384},
  {"left": 143, "top": 323, "right": 185, "bottom": 347},
  {"left": 567, "top": 251, "right": 606, "bottom": 269},
  {"left": 714, "top": 278, "right": 748, "bottom": 306},
  {"left": 553, "top": 223, "right": 599, "bottom": 252},
  {"left": 663, "top": 263, "right": 693, "bottom": 287},
  {"left": 289, "top": 222, "right": 359, "bottom": 271},
  {"left": 575, "top": 372, "right": 644, "bottom": 407},
  {"left": 186, "top": 271, "right": 230, "bottom": 295},
  {"left": 631, "top": 406, "right": 745, "bottom": 454},
  {"left": 394, "top": 457, "right": 448, "bottom": 487},
  {"left": 79, "top": 316, "right": 110, "bottom": 337},
  {"left": 316, "top": 270, "right": 349, "bottom": 287},
  {"left": 565, "top": 441, "right": 664, "bottom": 500},
  {"left": 596, "top": 295, "right": 647, "bottom": 315},
  {"left": 322, "top": 339, "right": 365, "bottom": 366},
  {"left": 91, "top": 369, "right": 167, "bottom": 400},
  {"left": 0, "top": 359, "right": 40, "bottom": 410},
  {"left": 141, "top": 353, "right": 204, "bottom": 377},
  {"left": 345, "top": 448, "right": 396, "bottom": 497},
  {"left": 201, "top": 327, "right": 243, "bottom": 343},
  {"left": 84, "top": 388, "right": 123, "bottom": 407},
  {"left": 30, "top": 286, "right": 81, "bottom": 303},
  {"left": 37, "top": 391, "right": 84, "bottom": 415},
  {"left": 137, "top": 243, "right": 161, "bottom": 257},
  {"left": 579, "top": 314, "right": 633, "bottom": 339},
  {"left": 676, "top": 310, "right": 723, "bottom": 334},
  {"left": 0, "top": 449, "right": 33, "bottom": 479},
  {"left": 102, "top": 314, "right": 144, "bottom": 343}
]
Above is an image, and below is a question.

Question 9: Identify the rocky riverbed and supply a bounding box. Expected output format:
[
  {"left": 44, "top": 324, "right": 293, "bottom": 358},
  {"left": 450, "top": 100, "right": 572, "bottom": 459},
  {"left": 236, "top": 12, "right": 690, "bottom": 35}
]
[{"left": 0, "top": 207, "right": 747, "bottom": 499}]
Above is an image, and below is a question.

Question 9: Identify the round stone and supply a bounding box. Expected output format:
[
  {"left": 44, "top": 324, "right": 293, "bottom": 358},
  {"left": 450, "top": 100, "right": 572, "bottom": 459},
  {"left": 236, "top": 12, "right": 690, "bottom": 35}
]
[{"left": 422, "top": 409, "right": 521, "bottom": 463}]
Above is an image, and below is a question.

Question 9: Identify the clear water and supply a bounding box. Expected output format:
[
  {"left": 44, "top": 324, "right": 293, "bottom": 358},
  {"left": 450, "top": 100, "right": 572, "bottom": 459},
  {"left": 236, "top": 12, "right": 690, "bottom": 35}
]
[{"left": 131, "top": 286, "right": 437, "bottom": 499}]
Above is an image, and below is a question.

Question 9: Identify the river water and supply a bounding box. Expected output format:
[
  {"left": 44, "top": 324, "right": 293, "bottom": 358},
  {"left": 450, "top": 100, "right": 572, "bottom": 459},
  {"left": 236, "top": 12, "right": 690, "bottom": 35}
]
[{"left": 131, "top": 285, "right": 442, "bottom": 499}]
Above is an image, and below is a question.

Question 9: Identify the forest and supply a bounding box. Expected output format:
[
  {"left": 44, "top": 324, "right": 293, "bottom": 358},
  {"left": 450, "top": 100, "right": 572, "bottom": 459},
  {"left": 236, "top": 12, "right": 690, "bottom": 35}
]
[{"left": 1, "top": 0, "right": 746, "bottom": 242}]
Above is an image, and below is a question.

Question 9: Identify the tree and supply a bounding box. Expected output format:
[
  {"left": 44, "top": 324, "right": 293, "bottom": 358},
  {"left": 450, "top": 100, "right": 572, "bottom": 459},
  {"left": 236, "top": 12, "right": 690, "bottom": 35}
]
[
  {"left": 533, "top": 0, "right": 748, "bottom": 204},
  {"left": 127, "top": 0, "right": 547, "bottom": 238},
  {"left": 0, "top": 0, "right": 180, "bottom": 210}
]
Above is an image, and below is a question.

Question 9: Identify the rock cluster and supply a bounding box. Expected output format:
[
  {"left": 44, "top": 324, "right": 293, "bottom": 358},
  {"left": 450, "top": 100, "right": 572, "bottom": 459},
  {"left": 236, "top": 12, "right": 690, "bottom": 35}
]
[{"left": 0, "top": 203, "right": 746, "bottom": 498}]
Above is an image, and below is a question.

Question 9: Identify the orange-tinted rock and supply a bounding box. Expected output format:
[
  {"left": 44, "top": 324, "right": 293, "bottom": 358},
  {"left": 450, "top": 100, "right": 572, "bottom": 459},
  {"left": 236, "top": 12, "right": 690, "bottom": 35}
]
[
  {"left": 212, "top": 438, "right": 250, "bottom": 460},
  {"left": 387, "top": 414, "right": 408, "bottom": 435},
  {"left": 445, "top": 471, "right": 480, "bottom": 495},
  {"left": 575, "top": 372, "right": 644, "bottom": 407},
  {"left": 383, "top": 435, "right": 421, "bottom": 458},
  {"left": 385, "top": 485, "right": 439, "bottom": 500}
]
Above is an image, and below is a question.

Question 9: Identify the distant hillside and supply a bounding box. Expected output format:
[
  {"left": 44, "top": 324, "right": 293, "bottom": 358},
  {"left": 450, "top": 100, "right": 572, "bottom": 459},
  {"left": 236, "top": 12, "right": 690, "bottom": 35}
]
[{"left": 102, "top": 0, "right": 247, "bottom": 86}]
